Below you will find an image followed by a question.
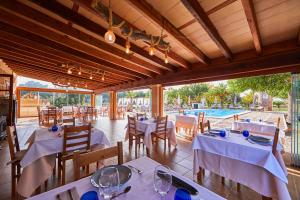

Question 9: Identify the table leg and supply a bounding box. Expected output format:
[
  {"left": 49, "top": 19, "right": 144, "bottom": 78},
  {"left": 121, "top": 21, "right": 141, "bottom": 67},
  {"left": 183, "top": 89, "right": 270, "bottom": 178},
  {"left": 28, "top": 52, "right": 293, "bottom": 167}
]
[{"left": 146, "top": 148, "right": 150, "bottom": 157}]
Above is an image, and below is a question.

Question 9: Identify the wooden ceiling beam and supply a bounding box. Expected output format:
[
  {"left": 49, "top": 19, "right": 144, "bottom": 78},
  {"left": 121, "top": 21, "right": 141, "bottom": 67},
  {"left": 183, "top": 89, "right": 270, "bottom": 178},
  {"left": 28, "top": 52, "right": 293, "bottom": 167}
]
[
  {"left": 125, "top": 0, "right": 209, "bottom": 64},
  {"left": 0, "top": 25, "right": 143, "bottom": 80},
  {"left": 178, "top": 0, "right": 237, "bottom": 30},
  {"left": 0, "top": 1, "right": 165, "bottom": 75},
  {"left": 95, "top": 41, "right": 300, "bottom": 92},
  {"left": 0, "top": 42, "right": 124, "bottom": 83},
  {"left": 241, "top": 0, "right": 262, "bottom": 54},
  {"left": 27, "top": 0, "right": 179, "bottom": 71},
  {"left": 298, "top": 27, "right": 300, "bottom": 45},
  {"left": 181, "top": 0, "right": 233, "bottom": 59},
  {"left": 0, "top": 8, "right": 156, "bottom": 78}
]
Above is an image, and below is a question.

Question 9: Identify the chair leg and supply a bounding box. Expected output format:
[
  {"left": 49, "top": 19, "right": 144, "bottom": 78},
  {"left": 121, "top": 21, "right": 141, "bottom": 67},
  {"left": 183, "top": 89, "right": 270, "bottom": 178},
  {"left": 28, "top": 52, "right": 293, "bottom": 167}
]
[
  {"left": 58, "top": 156, "right": 61, "bottom": 180},
  {"left": 197, "top": 167, "right": 202, "bottom": 184},
  {"left": 221, "top": 177, "right": 225, "bottom": 184},
  {"left": 135, "top": 138, "right": 138, "bottom": 158},
  {"left": 237, "top": 183, "right": 240, "bottom": 192},
  {"left": 62, "top": 160, "right": 66, "bottom": 185},
  {"left": 11, "top": 164, "right": 16, "bottom": 200},
  {"left": 164, "top": 138, "right": 166, "bottom": 151}
]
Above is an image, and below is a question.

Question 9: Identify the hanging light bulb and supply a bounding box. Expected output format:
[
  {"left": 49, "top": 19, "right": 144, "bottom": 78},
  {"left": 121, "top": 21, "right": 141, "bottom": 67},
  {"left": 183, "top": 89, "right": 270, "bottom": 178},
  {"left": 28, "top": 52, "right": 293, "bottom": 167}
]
[
  {"left": 85, "top": 84, "right": 88, "bottom": 88},
  {"left": 149, "top": 45, "right": 155, "bottom": 56},
  {"left": 104, "top": 1, "right": 116, "bottom": 44},
  {"left": 104, "top": 28, "right": 116, "bottom": 43},
  {"left": 164, "top": 51, "right": 169, "bottom": 64},
  {"left": 89, "top": 74, "right": 93, "bottom": 80},
  {"left": 78, "top": 68, "right": 82, "bottom": 75},
  {"left": 67, "top": 81, "right": 70, "bottom": 85},
  {"left": 101, "top": 72, "right": 105, "bottom": 81},
  {"left": 125, "top": 38, "right": 131, "bottom": 54},
  {"left": 67, "top": 68, "right": 72, "bottom": 74}
]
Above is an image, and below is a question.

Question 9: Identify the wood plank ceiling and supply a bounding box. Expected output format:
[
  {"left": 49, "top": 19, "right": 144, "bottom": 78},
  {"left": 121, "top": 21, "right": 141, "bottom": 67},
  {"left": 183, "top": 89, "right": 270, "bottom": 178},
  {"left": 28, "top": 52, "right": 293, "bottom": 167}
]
[{"left": 0, "top": 0, "right": 299, "bottom": 92}]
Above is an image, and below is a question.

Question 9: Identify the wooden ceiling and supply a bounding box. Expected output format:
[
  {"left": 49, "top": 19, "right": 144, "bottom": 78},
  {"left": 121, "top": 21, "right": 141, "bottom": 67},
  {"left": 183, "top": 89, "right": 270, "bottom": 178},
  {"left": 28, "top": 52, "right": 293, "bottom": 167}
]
[{"left": 0, "top": 0, "right": 299, "bottom": 92}]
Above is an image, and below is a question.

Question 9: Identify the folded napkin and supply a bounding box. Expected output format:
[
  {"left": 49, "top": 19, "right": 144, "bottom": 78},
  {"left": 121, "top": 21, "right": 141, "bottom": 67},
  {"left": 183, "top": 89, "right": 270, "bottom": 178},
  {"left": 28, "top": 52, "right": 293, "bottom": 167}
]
[{"left": 56, "top": 187, "right": 80, "bottom": 200}]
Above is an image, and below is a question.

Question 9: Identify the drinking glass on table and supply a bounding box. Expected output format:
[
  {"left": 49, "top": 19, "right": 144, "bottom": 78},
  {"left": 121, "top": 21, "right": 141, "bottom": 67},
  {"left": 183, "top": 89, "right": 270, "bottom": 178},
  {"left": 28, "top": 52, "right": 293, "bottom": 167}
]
[
  {"left": 153, "top": 165, "right": 172, "bottom": 199},
  {"left": 99, "top": 167, "right": 120, "bottom": 200}
]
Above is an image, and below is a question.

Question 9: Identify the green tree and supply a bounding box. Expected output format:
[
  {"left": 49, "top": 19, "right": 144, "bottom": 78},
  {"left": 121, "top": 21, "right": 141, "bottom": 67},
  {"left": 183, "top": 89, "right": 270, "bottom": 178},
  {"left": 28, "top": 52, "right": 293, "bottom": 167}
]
[
  {"left": 241, "top": 92, "right": 254, "bottom": 108},
  {"left": 228, "top": 73, "right": 291, "bottom": 98},
  {"left": 273, "top": 100, "right": 285, "bottom": 109},
  {"left": 210, "top": 83, "right": 228, "bottom": 108}
]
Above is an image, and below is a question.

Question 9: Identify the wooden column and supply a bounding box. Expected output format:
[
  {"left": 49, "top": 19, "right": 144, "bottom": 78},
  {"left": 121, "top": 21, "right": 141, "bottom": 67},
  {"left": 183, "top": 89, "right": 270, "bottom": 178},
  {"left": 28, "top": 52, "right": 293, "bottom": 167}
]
[
  {"left": 151, "top": 84, "right": 164, "bottom": 117},
  {"left": 109, "top": 90, "right": 117, "bottom": 120},
  {"left": 91, "top": 93, "right": 95, "bottom": 107}
]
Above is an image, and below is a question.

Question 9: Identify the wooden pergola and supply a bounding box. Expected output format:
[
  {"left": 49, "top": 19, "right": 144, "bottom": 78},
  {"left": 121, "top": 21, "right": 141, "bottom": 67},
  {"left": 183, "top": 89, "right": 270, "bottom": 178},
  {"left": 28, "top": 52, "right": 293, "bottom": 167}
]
[{"left": 0, "top": 0, "right": 300, "bottom": 118}]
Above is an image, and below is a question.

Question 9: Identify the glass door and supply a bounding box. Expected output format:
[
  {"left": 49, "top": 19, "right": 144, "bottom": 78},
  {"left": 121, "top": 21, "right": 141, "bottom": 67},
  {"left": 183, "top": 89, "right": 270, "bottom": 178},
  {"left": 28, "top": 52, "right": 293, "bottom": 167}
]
[{"left": 291, "top": 73, "right": 300, "bottom": 167}]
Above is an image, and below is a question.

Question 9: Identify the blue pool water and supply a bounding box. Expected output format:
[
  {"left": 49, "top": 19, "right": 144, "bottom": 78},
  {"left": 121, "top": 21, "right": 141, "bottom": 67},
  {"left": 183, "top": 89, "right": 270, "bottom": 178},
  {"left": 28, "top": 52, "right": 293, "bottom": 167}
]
[{"left": 182, "top": 109, "right": 247, "bottom": 118}]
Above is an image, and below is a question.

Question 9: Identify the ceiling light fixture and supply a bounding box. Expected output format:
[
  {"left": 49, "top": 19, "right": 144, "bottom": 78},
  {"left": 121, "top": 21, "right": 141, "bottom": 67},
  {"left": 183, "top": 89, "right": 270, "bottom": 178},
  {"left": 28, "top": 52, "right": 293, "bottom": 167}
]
[
  {"left": 67, "top": 68, "right": 72, "bottom": 74},
  {"left": 90, "top": 74, "right": 93, "bottom": 80},
  {"left": 78, "top": 68, "right": 82, "bottom": 75},
  {"left": 101, "top": 72, "right": 105, "bottom": 81},
  {"left": 104, "top": 0, "right": 116, "bottom": 43},
  {"left": 125, "top": 37, "right": 131, "bottom": 54},
  {"left": 164, "top": 50, "right": 169, "bottom": 64}
]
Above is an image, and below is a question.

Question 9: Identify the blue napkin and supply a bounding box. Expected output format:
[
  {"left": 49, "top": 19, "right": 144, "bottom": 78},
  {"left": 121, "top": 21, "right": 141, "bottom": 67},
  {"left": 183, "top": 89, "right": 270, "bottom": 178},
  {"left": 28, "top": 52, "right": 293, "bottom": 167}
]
[{"left": 81, "top": 191, "right": 98, "bottom": 200}]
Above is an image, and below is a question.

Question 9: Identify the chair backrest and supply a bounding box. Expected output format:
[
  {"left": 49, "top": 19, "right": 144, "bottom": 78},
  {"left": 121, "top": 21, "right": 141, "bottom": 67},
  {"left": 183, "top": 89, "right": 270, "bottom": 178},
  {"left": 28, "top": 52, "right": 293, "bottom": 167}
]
[
  {"left": 272, "top": 128, "right": 279, "bottom": 155},
  {"left": 233, "top": 115, "right": 239, "bottom": 121},
  {"left": 197, "top": 112, "right": 204, "bottom": 129},
  {"left": 136, "top": 113, "right": 146, "bottom": 120},
  {"left": 86, "top": 107, "right": 94, "bottom": 115},
  {"left": 156, "top": 116, "right": 168, "bottom": 135},
  {"left": 179, "top": 109, "right": 184, "bottom": 115},
  {"left": 6, "top": 125, "right": 20, "bottom": 161},
  {"left": 276, "top": 117, "right": 281, "bottom": 128},
  {"left": 46, "top": 108, "right": 57, "bottom": 124},
  {"left": 63, "top": 117, "right": 76, "bottom": 126},
  {"left": 128, "top": 115, "right": 137, "bottom": 135},
  {"left": 207, "top": 120, "right": 211, "bottom": 131},
  {"left": 63, "top": 124, "right": 91, "bottom": 155},
  {"left": 73, "top": 142, "right": 123, "bottom": 181}
]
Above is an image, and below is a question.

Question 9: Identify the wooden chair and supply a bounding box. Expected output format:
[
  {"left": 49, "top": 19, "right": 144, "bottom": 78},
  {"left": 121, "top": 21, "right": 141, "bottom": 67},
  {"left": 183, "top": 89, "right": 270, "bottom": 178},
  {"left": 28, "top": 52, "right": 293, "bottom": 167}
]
[
  {"left": 136, "top": 113, "right": 146, "bottom": 120},
  {"left": 152, "top": 116, "right": 169, "bottom": 150},
  {"left": 62, "top": 117, "right": 76, "bottom": 126},
  {"left": 44, "top": 108, "right": 58, "bottom": 126},
  {"left": 198, "top": 112, "right": 211, "bottom": 133},
  {"left": 233, "top": 114, "right": 239, "bottom": 121},
  {"left": 276, "top": 117, "right": 281, "bottom": 128},
  {"left": 6, "top": 125, "right": 27, "bottom": 200},
  {"left": 178, "top": 109, "right": 185, "bottom": 115},
  {"left": 58, "top": 124, "right": 92, "bottom": 185},
  {"left": 272, "top": 128, "right": 280, "bottom": 155},
  {"left": 73, "top": 142, "right": 123, "bottom": 181},
  {"left": 127, "top": 116, "right": 144, "bottom": 158}
]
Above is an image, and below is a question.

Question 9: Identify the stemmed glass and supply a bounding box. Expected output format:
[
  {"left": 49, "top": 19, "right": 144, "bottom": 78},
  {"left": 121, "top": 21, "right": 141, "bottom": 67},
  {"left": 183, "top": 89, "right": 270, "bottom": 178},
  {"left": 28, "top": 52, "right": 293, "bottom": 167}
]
[
  {"left": 153, "top": 165, "right": 172, "bottom": 199},
  {"left": 99, "top": 166, "right": 120, "bottom": 200}
]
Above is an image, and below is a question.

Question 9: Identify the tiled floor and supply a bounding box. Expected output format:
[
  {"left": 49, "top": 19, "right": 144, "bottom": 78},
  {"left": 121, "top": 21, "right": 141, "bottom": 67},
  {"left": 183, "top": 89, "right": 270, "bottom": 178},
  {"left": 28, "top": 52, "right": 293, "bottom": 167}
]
[{"left": 0, "top": 116, "right": 299, "bottom": 200}]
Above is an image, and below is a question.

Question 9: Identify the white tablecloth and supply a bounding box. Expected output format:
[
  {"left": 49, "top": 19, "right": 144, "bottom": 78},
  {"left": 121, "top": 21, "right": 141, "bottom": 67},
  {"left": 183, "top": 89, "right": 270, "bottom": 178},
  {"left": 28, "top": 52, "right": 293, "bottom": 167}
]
[
  {"left": 232, "top": 121, "right": 285, "bottom": 138},
  {"left": 175, "top": 115, "right": 198, "bottom": 135},
  {"left": 28, "top": 157, "right": 225, "bottom": 200},
  {"left": 18, "top": 127, "right": 110, "bottom": 197},
  {"left": 125, "top": 119, "right": 177, "bottom": 150},
  {"left": 192, "top": 133, "right": 290, "bottom": 199}
]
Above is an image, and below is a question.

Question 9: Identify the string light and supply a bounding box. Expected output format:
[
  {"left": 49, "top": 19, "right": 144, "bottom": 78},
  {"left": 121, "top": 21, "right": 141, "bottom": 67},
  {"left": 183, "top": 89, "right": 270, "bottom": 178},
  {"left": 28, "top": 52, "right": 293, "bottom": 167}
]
[
  {"left": 89, "top": 74, "right": 93, "bottom": 80},
  {"left": 78, "top": 68, "right": 82, "bottom": 75},
  {"left": 149, "top": 45, "right": 155, "bottom": 56},
  {"left": 101, "top": 72, "right": 105, "bottom": 81},
  {"left": 125, "top": 38, "right": 131, "bottom": 54},
  {"left": 164, "top": 51, "right": 169, "bottom": 64},
  {"left": 67, "top": 68, "right": 72, "bottom": 74}
]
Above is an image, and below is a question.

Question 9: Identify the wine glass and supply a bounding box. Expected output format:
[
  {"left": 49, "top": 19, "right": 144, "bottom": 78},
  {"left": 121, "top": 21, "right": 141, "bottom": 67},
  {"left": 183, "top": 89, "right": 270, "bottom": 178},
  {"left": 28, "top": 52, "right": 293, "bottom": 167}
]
[
  {"left": 98, "top": 166, "right": 120, "bottom": 200},
  {"left": 153, "top": 165, "right": 172, "bottom": 199}
]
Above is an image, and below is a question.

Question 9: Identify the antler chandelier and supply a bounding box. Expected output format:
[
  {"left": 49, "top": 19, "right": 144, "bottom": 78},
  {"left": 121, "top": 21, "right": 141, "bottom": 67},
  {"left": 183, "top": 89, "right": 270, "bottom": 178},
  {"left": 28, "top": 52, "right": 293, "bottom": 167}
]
[{"left": 92, "top": 0, "right": 170, "bottom": 63}]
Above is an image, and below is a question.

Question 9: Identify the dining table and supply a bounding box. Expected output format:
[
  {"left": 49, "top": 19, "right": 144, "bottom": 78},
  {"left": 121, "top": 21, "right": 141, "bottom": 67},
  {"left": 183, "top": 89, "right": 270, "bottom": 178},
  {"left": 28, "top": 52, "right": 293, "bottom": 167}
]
[
  {"left": 232, "top": 120, "right": 286, "bottom": 142},
  {"left": 124, "top": 118, "right": 177, "bottom": 151},
  {"left": 17, "top": 126, "right": 110, "bottom": 198},
  {"left": 192, "top": 132, "right": 290, "bottom": 200},
  {"left": 27, "top": 156, "right": 225, "bottom": 200},
  {"left": 175, "top": 115, "right": 198, "bottom": 136}
]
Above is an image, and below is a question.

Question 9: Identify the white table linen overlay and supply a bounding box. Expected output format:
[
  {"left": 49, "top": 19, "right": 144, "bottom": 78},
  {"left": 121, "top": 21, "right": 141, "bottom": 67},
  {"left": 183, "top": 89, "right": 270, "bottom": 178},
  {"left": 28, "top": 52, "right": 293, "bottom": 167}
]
[
  {"left": 175, "top": 115, "right": 198, "bottom": 135},
  {"left": 28, "top": 157, "right": 225, "bottom": 200},
  {"left": 232, "top": 121, "right": 285, "bottom": 138},
  {"left": 18, "top": 127, "right": 110, "bottom": 198},
  {"left": 125, "top": 119, "right": 177, "bottom": 150},
  {"left": 193, "top": 133, "right": 290, "bottom": 200}
]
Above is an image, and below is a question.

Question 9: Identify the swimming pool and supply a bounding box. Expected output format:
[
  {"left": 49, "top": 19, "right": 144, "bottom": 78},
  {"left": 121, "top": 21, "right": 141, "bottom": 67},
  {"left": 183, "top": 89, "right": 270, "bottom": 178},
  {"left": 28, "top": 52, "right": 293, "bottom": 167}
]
[{"left": 177, "top": 109, "right": 248, "bottom": 118}]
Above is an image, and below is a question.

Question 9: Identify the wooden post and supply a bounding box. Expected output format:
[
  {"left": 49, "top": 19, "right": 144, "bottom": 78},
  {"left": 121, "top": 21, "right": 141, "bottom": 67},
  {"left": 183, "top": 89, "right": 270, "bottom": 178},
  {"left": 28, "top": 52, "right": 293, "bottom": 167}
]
[
  {"left": 109, "top": 91, "right": 117, "bottom": 120},
  {"left": 151, "top": 84, "right": 164, "bottom": 117},
  {"left": 91, "top": 93, "right": 95, "bottom": 107},
  {"left": 16, "top": 87, "right": 20, "bottom": 118}
]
